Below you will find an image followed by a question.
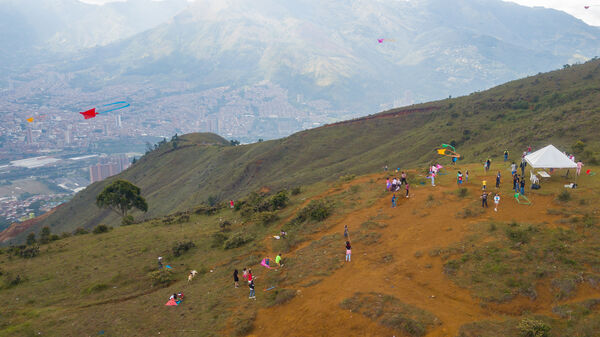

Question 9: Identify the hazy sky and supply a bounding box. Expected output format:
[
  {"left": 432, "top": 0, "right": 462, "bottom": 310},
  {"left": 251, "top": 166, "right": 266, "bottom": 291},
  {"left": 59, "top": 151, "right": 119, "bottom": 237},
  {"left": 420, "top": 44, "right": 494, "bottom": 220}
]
[{"left": 79, "top": 0, "right": 600, "bottom": 26}]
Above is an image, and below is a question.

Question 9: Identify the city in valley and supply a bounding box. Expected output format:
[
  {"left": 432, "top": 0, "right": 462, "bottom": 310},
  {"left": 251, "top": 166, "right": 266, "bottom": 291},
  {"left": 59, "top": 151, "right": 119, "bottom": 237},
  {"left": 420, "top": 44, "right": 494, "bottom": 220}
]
[{"left": 0, "top": 78, "right": 352, "bottom": 230}]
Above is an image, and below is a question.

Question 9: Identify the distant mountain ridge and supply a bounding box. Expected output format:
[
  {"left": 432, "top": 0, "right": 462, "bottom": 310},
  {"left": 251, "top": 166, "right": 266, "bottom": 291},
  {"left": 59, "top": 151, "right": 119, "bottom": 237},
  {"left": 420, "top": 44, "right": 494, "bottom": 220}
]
[
  {"left": 2, "top": 0, "right": 600, "bottom": 140},
  {"left": 3, "top": 58, "right": 600, "bottom": 244}
]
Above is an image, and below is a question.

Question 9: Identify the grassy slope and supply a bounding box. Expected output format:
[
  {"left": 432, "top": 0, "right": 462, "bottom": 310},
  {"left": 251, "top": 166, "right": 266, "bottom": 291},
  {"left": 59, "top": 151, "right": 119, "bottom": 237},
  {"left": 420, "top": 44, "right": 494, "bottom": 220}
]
[
  {"left": 2, "top": 162, "right": 600, "bottom": 337},
  {"left": 6, "top": 59, "right": 600, "bottom": 243}
]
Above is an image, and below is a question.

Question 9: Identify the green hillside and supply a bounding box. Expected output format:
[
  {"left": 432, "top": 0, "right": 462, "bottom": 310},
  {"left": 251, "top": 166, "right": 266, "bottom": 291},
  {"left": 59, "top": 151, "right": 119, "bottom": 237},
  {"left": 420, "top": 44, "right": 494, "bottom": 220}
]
[{"left": 5, "top": 59, "right": 600, "bottom": 243}]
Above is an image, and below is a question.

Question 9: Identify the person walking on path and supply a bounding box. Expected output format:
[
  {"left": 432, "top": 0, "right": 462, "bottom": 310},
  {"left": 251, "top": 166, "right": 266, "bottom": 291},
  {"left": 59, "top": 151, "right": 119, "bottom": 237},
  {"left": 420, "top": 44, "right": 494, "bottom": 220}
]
[
  {"left": 520, "top": 160, "right": 527, "bottom": 176},
  {"left": 481, "top": 192, "right": 489, "bottom": 208},
  {"left": 276, "top": 253, "right": 283, "bottom": 267},
  {"left": 494, "top": 193, "right": 500, "bottom": 212},
  {"left": 511, "top": 162, "right": 517, "bottom": 176},
  {"left": 513, "top": 174, "right": 520, "bottom": 193},
  {"left": 520, "top": 178, "right": 526, "bottom": 195},
  {"left": 233, "top": 269, "right": 239, "bottom": 288},
  {"left": 158, "top": 256, "right": 163, "bottom": 270},
  {"left": 386, "top": 178, "right": 391, "bottom": 191},
  {"left": 577, "top": 161, "right": 584, "bottom": 176},
  {"left": 430, "top": 171, "right": 436, "bottom": 186},
  {"left": 343, "top": 225, "right": 349, "bottom": 240},
  {"left": 345, "top": 241, "right": 352, "bottom": 262},
  {"left": 504, "top": 150, "right": 509, "bottom": 162},
  {"left": 405, "top": 183, "right": 410, "bottom": 198},
  {"left": 248, "top": 279, "right": 256, "bottom": 299},
  {"left": 482, "top": 180, "right": 487, "bottom": 191},
  {"left": 392, "top": 194, "right": 397, "bottom": 208},
  {"left": 496, "top": 171, "right": 501, "bottom": 188},
  {"left": 465, "top": 170, "right": 469, "bottom": 183},
  {"left": 400, "top": 171, "right": 408, "bottom": 186},
  {"left": 485, "top": 159, "right": 491, "bottom": 172},
  {"left": 457, "top": 171, "right": 463, "bottom": 186}
]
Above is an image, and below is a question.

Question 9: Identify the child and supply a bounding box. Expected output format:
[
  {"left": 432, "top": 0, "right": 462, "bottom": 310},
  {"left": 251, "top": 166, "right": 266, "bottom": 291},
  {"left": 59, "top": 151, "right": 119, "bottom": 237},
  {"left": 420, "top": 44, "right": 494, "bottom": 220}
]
[
  {"left": 504, "top": 150, "right": 509, "bottom": 162},
  {"left": 482, "top": 180, "right": 487, "bottom": 191},
  {"left": 405, "top": 183, "right": 410, "bottom": 198},
  {"left": 248, "top": 280, "right": 256, "bottom": 299},
  {"left": 345, "top": 241, "right": 352, "bottom": 262},
  {"left": 247, "top": 269, "right": 253, "bottom": 282},
  {"left": 386, "top": 178, "right": 391, "bottom": 191},
  {"left": 391, "top": 194, "right": 397, "bottom": 208},
  {"left": 276, "top": 253, "right": 283, "bottom": 267},
  {"left": 343, "top": 225, "right": 349, "bottom": 239},
  {"left": 242, "top": 268, "right": 248, "bottom": 280},
  {"left": 465, "top": 170, "right": 469, "bottom": 183},
  {"left": 494, "top": 193, "right": 500, "bottom": 212},
  {"left": 457, "top": 171, "right": 463, "bottom": 185},
  {"left": 233, "top": 269, "right": 239, "bottom": 288}
]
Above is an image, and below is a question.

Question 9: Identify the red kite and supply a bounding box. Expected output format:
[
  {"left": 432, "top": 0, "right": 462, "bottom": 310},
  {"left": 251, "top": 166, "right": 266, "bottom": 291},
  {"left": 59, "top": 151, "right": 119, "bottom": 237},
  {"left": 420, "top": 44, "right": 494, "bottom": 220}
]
[{"left": 80, "top": 108, "right": 97, "bottom": 119}]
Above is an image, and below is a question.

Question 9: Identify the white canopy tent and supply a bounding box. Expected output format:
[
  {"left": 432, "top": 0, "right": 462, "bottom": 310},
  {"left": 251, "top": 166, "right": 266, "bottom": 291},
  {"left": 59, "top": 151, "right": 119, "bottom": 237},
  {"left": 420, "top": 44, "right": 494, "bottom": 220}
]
[{"left": 524, "top": 145, "right": 577, "bottom": 169}]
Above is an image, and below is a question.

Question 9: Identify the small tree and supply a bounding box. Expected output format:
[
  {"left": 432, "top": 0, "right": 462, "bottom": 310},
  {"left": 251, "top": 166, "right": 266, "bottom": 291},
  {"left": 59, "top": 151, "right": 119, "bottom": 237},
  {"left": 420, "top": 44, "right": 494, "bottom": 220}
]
[
  {"left": 96, "top": 180, "right": 148, "bottom": 222},
  {"left": 26, "top": 232, "right": 36, "bottom": 245},
  {"left": 39, "top": 226, "right": 51, "bottom": 244}
]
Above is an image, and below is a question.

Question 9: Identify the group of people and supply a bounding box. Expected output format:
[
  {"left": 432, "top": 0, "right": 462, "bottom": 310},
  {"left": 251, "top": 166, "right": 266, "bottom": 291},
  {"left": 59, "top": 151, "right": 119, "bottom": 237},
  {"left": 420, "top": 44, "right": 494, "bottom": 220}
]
[
  {"left": 233, "top": 254, "right": 283, "bottom": 300},
  {"left": 386, "top": 172, "right": 410, "bottom": 208}
]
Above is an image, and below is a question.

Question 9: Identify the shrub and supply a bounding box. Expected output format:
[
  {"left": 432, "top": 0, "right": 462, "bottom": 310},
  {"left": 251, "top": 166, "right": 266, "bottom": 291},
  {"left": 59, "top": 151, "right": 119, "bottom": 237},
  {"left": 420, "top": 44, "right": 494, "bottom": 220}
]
[
  {"left": 26, "top": 233, "right": 36, "bottom": 245},
  {"left": 557, "top": 190, "right": 572, "bottom": 202},
  {"left": 39, "top": 226, "right": 51, "bottom": 244},
  {"left": 172, "top": 241, "right": 195, "bottom": 257},
  {"left": 83, "top": 283, "right": 109, "bottom": 294},
  {"left": 458, "top": 188, "right": 468, "bottom": 198},
  {"left": 92, "top": 224, "right": 110, "bottom": 234},
  {"left": 505, "top": 227, "right": 532, "bottom": 244},
  {"left": 340, "top": 174, "right": 356, "bottom": 182},
  {"left": 518, "top": 318, "right": 550, "bottom": 337},
  {"left": 297, "top": 200, "right": 334, "bottom": 222},
  {"left": 211, "top": 233, "right": 228, "bottom": 248},
  {"left": 10, "top": 245, "right": 40, "bottom": 259},
  {"left": 254, "top": 211, "right": 279, "bottom": 226},
  {"left": 291, "top": 187, "right": 302, "bottom": 195},
  {"left": 61, "top": 232, "right": 72, "bottom": 239},
  {"left": 194, "top": 205, "right": 219, "bottom": 215},
  {"left": 207, "top": 195, "right": 219, "bottom": 207},
  {"left": 270, "top": 191, "right": 289, "bottom": 210},
  {"left": 50, "top": 234, "right": 60, "bottom": 241},
  {"left": 73, "top": 227, "right": 89, "bottom": 235},
  {"left": 121, "top": 215, "right": 134, "bottom": 226},
  {"left": 149, "top": 269, "right": 174, "bottom": 287},
  {"left": 224, "top": 233, "right": 254, "bottom": 249}
]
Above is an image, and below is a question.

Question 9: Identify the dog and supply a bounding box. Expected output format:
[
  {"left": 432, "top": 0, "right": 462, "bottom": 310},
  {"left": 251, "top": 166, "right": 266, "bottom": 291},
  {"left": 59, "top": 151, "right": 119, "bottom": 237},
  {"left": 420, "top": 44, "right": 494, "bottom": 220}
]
[{"left": 188, "top": 270, "right": 198, "bottom": 282}]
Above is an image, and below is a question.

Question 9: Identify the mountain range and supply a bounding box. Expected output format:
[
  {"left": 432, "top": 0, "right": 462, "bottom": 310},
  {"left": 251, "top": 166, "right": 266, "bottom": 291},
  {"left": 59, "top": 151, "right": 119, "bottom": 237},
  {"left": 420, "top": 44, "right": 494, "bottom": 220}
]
[{"left": 2, "top": 0, "right": 600, "bottom": 139}]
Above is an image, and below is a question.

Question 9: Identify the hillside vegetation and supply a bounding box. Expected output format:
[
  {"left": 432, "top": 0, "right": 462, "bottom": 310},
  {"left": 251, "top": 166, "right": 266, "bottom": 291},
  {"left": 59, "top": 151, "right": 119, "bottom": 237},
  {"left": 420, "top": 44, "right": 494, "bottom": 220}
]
[
  {"left": 3, "top": 59, "right": 600, "bottom": 244},
  {"left": 2, "top": 159, "right": 600, "bottom": 336}
]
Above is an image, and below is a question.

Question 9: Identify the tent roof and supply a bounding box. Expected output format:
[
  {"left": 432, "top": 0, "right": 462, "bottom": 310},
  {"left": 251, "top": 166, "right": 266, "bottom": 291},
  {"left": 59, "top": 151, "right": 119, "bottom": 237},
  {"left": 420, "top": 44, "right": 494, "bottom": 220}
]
[{"left": 524, "top": 145, "right": 577, "bottom": 169}]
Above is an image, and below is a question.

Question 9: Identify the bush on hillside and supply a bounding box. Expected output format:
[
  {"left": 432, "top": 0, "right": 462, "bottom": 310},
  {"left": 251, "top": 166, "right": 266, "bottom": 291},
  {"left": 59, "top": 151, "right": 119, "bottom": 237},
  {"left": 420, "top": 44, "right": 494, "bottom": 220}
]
[
  {"left": 92, "top": 224, "right": 110, "bottom": 234},
  {"left": 26, "top": 233, "right": 36, "bottom": 245},
  {"left": 224, "top": 233, "right": 254, "bottom": 249},
  {"left": 121, "top": 215, "right": 134, "bottom": 226},
  {"left": 557, "top": 190, "right": 572, "bottom": 202},
  {"left": 149, "top": 269, "right": 174, "bottom": 287},
  {"left": 194, "top": 205, "right": 219, "bottom": 215},
  {"left": 61, "top": 232, "right": 72, "bottom": 239},
  {"left": 211, "top": 233, "right": 229, "bottom": 248},
  {"left": 39, "top": 226, "right": 51, "bottom": 244},
  {"left": 518, "top": 318, "right": 550, "bottom": 337},
  {"left": 50, "top": 234, "right": 60, "bottom": 242},
  {"left": 265, "top": 288, "right": 297, "bottom": 307},
  {"left": 172, "top": 241, "right": 195, "bottom": 257},
  {"left": 254, "top": 211, "right": 278, "bottom": 226},
  {"left": 298, "top": 200, "right": 334, "bottom": 222},
  {"left": 9, "top": 245, "right": 39, "bottom": 259},
  {"left": 270, "top": 191, "right": 289, "bottom": 210},
  {"left": 73, "top": 227, "right": 89, "bottom": 235}
]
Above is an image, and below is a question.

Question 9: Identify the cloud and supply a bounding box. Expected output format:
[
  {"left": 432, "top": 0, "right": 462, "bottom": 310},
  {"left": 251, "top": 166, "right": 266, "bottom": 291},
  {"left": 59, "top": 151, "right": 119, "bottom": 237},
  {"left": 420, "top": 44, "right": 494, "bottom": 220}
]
[{"left": 503, "top": 0, "right": 600, "bottom": 26}]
